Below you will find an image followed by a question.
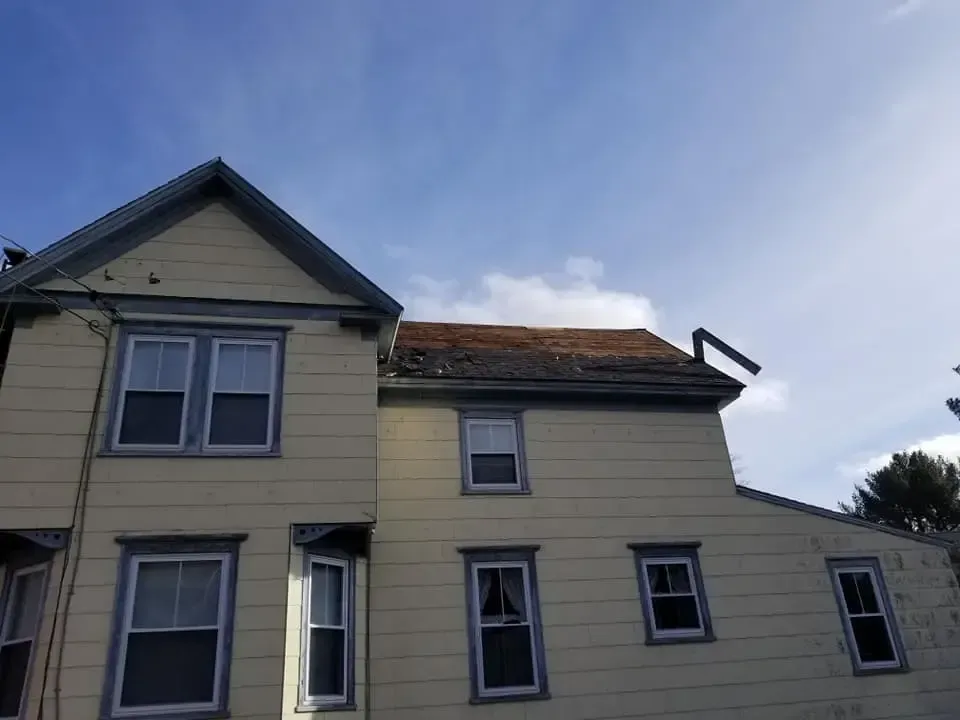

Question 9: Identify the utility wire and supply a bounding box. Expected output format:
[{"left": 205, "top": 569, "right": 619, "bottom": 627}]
[
  {"left": 0, "top": 231, "right": 123, "bottom": 323},
  {"left": 0, "top": 273, "right": 110, "bottom": 339}
]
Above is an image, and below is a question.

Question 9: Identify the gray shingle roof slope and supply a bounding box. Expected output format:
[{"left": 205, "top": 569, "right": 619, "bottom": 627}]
[{"left": 379, "top": 321, "right": 744, "bottom": 391}]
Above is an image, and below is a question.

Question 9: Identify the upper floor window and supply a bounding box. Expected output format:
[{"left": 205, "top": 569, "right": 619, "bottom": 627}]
[
  {"left": 827, "top": 558, "right": 907, "bottom": 674},
  {"left": 630, "top": 543, "right": 714, "bottom": 645},
  {"left": 459, "top": 412, "right": 529, "bottom": 494},
  {"left": 102, "top": 535, "right": 245, "bottom": 719},
  {"left": 0, "top": 563, "right": 49, "bottom": 720},
  {"left": 106, "top": 325, "right": 284, "bottom": 456}
]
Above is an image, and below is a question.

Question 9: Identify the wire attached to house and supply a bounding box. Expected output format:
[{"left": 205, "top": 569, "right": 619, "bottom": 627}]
[{"left": 0, "top": 273, "right": 111, "bottom": 339}]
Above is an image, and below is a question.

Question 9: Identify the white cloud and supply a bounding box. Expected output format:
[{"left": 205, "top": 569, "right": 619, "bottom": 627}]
[
  {"left": 404, "top": 257, "right": 659, "bottom": 330},
  {"left": 882, "top": 0, "right": 930, "bottom": 23},
  {"left": 840, "top": 433, "right": 960, "bottom": 478},
  {"left": 403, "top": 257, "right": 790, "bottom": 420}
]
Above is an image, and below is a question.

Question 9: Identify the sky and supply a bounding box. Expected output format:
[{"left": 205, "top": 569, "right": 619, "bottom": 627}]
[{"left": 2, "top": 0, "right": 960, "bottom": 509}]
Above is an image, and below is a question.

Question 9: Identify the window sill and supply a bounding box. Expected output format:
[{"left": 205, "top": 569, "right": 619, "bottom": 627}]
[
  {"left": 469, "top": 690, "right": 550, "bottom": 705},
  {"left": 295, "top": 703, "right": 357, "bottom": 713},
  {"left": 853, "top": 664, "right": 909, "bottom": 676},
  {"left": 102, "top": 710, "right": 229, "bottom": 720},
  {"left": 99, "top": 449, "right": 281, "bottom": 459},
  {"left": 461, "top": 487, "right": 531, "bottom": 496},
  {"left": 645, "top": 632, "right": 716, "bottom": 646}
]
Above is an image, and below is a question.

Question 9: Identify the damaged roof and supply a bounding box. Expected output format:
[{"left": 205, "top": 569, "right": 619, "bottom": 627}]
[{"left": 380, "top": 321, "right": 744, "bottom": 403}]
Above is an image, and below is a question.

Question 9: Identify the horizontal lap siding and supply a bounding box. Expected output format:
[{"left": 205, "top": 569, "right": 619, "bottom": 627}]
[
  {"left": 37, "top": 202, "right": 363, "bottom": 306},
  {"left": 372, "top": 406, "right": 960, "bottom": 720},
  {"left": 1, "top": 303, "right": 378, "bottom": 718}
]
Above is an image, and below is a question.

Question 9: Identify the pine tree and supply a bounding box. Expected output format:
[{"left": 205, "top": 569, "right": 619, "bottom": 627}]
[{"left": 839, "top": 450, "right": 960, "bottom": 533}]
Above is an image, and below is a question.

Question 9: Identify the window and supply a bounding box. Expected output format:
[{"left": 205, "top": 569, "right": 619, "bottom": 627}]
[
  {"left": 107, "top": 325, "right": 284, "bottom": 455},
  {"left": 827, "top": 558, "right": 906, "bottom": 674},
  {"left": 460, "top": 412, "right": 528, "bottom": 493},
  {"left": 103, "top": 537, "right": 244, "bottom": 719},
  {"left": 0, "top": 564, "right": 48, "bottom": 720},
  {"left": 301, "top": 555, "right": 353, "bottom": 708},
  {"left": 630, "top": 543, "right": 714, "bottom": 644},
  {"left": 461, "top": 547, "right": 547, "bottom": 702}
]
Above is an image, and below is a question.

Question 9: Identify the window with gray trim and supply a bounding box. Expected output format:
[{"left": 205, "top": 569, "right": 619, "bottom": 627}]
[
  {"left": 461, "top": 547, "right": 547, "bottom": 702},
  {"left": 0, "top": 563, "right": 48, "bottom": 720},
  {"left": 102, "top": 537, "right": 243, "bottom": 720},
  {"left": 630, "top": 544, "right": 714, "bottom": 644},
  {"left": 107, "top": 324, "right": 284, "bottom": 455},
  {"left": 460, "top": 413, "right": 527, "bottom": 492},
  {"left": 300, "top": 554, "right": 353, "bottom": 708},
  {"left": 827, "top": 558, "right": 905, "bottom": 673}
]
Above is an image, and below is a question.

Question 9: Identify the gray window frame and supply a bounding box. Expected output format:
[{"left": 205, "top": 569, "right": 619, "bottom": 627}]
[
  {"left": 629, "top": 542, "right": 715, "bottom": 645},
  {"left": 459, "top": 545, "right": 548, "bottom": 704},
  {"left": 826, "top": 557, "right": 908, "bottom": 675},
  {"left": 100, "top": 534, "right": 246, "bottom": 720},
  {"left": 458, "top": 410, "right": 530, "bottom": 494},
  {"left": 103, "top": 323, "right": 286, "bottom": 457},
  {"left": 0, "top": 555, "right": 51, "bottom": 720},
  {"left": 298, "top": 551, "right": 356, "bottom": 711}
]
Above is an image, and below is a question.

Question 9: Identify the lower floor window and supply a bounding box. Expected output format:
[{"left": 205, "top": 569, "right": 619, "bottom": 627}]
[
  {"left": 103, "top": 537, "right": 243, "bottom": 719},
  {"left": 0, "top": 564, "right": 48, "bottom": 720},
  {"left": 462, "top": 547, "right": 547, "bottom": 701},
  {"left": 630, "top": 543, "right": 714, "bottom": 644},
  {"left": 827, "top": 558, "right": 905, "bottom": 673},
  {"left": 302, "top": 555, "right": 352, "bottom": 707}
]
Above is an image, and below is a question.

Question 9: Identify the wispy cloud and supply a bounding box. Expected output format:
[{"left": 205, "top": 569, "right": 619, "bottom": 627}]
[
  {"left": 882, "top": 0, "right": 930, "bottom": 23},
  {"left": 840, "top": 432, "right": 960, "bottom": 478}
]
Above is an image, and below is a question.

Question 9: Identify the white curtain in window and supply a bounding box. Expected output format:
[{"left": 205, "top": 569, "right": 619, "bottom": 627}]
[{"left": 499, "top": 569, "right": 526, "bottom": 623}]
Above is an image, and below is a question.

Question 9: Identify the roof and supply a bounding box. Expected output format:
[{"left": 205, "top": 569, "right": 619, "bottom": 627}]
[
  {"left": 380, "top": 321, "right": 744, "bottom": 402},
  {"left": 0, "top": 158, "right": 402, "bottom": 317}
]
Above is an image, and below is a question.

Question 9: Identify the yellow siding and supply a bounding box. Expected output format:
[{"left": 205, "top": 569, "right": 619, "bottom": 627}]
[
  {"left": 0, "top": 308, "right": 378, "bottom": 720},
  {"left": 37, "top": 202, "right": 363, "bottom": 306},
  {"left": 373, "top": 406, "right": 960, "bottom": 720}
]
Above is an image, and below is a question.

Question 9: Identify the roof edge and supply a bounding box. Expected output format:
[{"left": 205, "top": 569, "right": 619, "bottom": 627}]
[{"left": 735, "top": 485, "right": 954, "bottom": 549}]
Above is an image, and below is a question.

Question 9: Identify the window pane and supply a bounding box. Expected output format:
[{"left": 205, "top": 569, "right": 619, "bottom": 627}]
[
  {"left": 308, "top": 627, "right": 345, "bottom": 697},
  {"left": 0, "top": 641, "right": 31, "bottom": 717},
  {"left": 470, "top": 454, "right": 517, "bottom": 486},
  {"left": 4, "top": 570, "right": 45, "bottom": 641},
  {"left": 481, "top": 626, "right": 534, "bottom": 689},
  {"left": 666, "top": 563, "right": 692, "bottom": 594},
  {"left": 208, "top": 394, "right": 270, "bottom": 446},
  {"left": 479, "top": 567, "right": 527, "bottom": 623},
  {"left": 839, "top": 571, "right": 880, "bottom": 615},
  {"left": 132, "top": 562, "right": 178, "bottom": 629},
  {"left": 177, "top": 561, "right": 222, "bottom": 628},
  {"left": 651, "top": 595, "right": 702, "bottom": 632},
  {"left": 851, "top": 616, "right": 896, "bottom": 664},
  {"left": 214, "top": 345, "right": 245, "bottom": 392},
  {"left": 310, "top": 564, "right": 344, "bottom": 627},
  {"left": 468, "top": 422, "right": 516, "bottom": 453},
  {"left": 128, "top": 341, "right": 162, "bottom": 389},
  {"left": 120, "top": 629, "right": 217, "bottom": 707},
  {"left": 118, "top": 392, "right": 184, "bottom": 445},
  {"left": 646, "top": 563, "right": 669, "bottom": 595},
  {"left": 243, "top": 345, "right": 273, "bottom": 393},
  {"left": 157, "top": 342, "right": 189, "bottom": 391},
  {"left": 854, "top": 573, "right": 880, "bottom": 614}
]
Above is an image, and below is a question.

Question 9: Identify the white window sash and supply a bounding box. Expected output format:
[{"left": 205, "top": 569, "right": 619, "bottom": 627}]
[
  {"left": 472, "top": 561, "right": 539, "bottom": 696},
  {"left": 465, "top": 418, "right": 521, "bottom": 489},
  {"left": 642, "top": 557, "right": 705, "bottom": 638},
  {"left": 0, "top": 563, "right": 48, "bottom": 720},
  {"left": 113, "top": 334, "right": 196, "bottom": 451},
  {"left": 112, "top": 553, "right": 229, "bottom": 717},
  {"left": 202, "top": 338, "right": 278, "bottom": 451},
  {"left": 834, "top": 567, "right": 901, "bottom": 669},
  {"left": 303, "top": 556, "right": 349, "bottom": 706}
]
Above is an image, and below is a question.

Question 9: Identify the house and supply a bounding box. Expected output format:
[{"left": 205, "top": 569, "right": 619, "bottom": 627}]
[{"left": 0, "top": 160, "right": 958, "bottom": 720}]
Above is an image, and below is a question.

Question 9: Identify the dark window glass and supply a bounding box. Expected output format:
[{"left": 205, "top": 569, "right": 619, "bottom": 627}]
[
  {"left": 120, "top": 629, "right": 217, "bottom": 706},
  {"left": 308, "top": 627, "right": 345, "bottom": 697},
  {"left": 0, "top": 641, "right": 30, "bottom": 717},
  {"left": 470, "top": 454, "right": 517, "bottom": 486},
  {"left": 651, "top": 596, "right": 701, "bottom": 631},
  {"left": 118, "top": 392, "right": 184, "bottom": 445},
  {"left": 208, "top": 394, "right": 270, "bottom": 446},
  {"left": 839, "top": 571, "right": 880, "bottom": 614},
  {"left": 851, "top": 616, "right": 896, "bottom": 664},
  {"left": 481, "top": 626, "right": 534, "bottom": 688}
]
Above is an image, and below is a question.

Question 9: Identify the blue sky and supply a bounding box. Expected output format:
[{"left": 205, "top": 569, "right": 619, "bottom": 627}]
[{"left": 2, "top": 0, "right": 960, "bottom": 508}]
